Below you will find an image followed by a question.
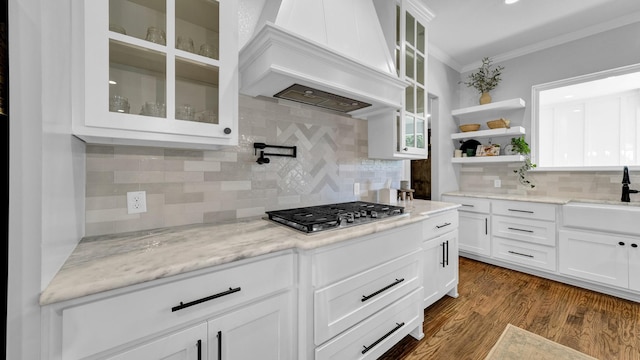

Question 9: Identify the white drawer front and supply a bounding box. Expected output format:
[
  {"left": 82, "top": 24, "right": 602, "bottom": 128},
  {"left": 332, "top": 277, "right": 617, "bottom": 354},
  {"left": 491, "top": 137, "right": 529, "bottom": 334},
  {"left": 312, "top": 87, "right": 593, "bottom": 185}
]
[
  {"left": 492, "top": 200, "right": 557, "bottom": 221},
  {"left": 442, "top": 195, "right": 490, "bottom": 214},
  {"left": 492, "top": 215, "right": 556, "bottom": 246},
  {"left": 62, "top": 254, "right": 293, "bottom": 360},
  {"left": 313, "top": 223, "right": 421, "bottom": 287},
  {"left": 315, "top": 288, "right": 423, "bottom": 360},
  {"left": 492, "top": 237, "right": 557, "bottom": 272},
  {"left": 314, "top": 250, "right": 422, "bottom": 345},
  {"left": 423, "top": 211, "right": 459, "bottom": 240}
]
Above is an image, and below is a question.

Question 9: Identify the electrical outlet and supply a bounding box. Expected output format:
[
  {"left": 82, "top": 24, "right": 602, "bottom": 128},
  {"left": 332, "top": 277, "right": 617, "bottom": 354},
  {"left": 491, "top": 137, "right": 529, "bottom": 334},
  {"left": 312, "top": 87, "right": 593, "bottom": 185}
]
[
  {"left": 127, "top": 191, "right": 147, "bottom": 214},
  {"left": 494, "top": 179, "right": 502, "bottom": 188},
  {"left": 353, "top": 182, "right": 360, "bottom": 195}
]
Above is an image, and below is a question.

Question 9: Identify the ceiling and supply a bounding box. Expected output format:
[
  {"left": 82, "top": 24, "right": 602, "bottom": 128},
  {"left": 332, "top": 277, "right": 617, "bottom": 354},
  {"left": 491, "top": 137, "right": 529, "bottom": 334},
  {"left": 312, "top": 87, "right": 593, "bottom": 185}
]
[{"left": 422, "top": 0, "right": 640, "bottom": 72}]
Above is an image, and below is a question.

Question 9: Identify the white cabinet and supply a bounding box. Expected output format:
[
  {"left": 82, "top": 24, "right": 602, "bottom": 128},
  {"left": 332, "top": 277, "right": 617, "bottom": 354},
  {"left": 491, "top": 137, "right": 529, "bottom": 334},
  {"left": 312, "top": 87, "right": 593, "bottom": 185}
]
[
  {"left": 491, "top": 200, "right": 558, "bottom": 272},
  {"left": 208, "top": 292, "right": 292, "bottom": 360},
  {"left": 560, "top": 203, "right": 640, "bottom": 292},
  {"left": 422, "top": 211, "right": 459, "bottom": 308},
  {"left": 45, "top": 253, "right": 293, "bottom": 360},
  {"left": 423, "top": 231, "right": 458, "bottom": 308},
  {"left": 368, "top": 0, "right": 432, "bottom": 160},
  {"left": 559, "top": 229, "right": 630, "bottom": 288},
  {"left": 73, "top": 0, "right": 238, "bottom": 149},
  {"left": 105, "top": 323, "right": 207, "bottom": 360},
  {"left": 450, "top": 98, "right": 526, "bottom": 164},
  {"left": 442, "top": 195, "right": 490, "bottom": 256},
  {"left": 302, "top": 223, "right": 425, "bottom": 359}
]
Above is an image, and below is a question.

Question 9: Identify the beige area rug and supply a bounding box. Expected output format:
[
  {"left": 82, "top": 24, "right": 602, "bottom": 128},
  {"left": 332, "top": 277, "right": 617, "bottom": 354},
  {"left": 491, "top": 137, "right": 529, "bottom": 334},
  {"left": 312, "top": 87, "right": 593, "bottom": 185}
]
[{"left": 485, "top": 324, "right": 598, "bottom": 360}]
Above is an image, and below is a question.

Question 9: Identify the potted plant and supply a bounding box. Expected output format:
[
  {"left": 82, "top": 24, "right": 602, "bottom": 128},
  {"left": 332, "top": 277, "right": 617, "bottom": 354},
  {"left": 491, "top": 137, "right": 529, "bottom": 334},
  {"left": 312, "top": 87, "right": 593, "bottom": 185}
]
[
  {"left": 510, "top": 136, "right": 536, "bottom": 188},
  {"left": 462, "top": 57, "right": 504, "bottom": 104}
]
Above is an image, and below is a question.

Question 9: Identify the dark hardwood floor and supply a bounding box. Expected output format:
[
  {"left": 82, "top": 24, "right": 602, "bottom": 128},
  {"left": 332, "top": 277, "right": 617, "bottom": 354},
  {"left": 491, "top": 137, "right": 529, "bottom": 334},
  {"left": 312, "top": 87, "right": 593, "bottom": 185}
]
[{"left": 379, "top": 257, "right": 640, "bottom": 360}]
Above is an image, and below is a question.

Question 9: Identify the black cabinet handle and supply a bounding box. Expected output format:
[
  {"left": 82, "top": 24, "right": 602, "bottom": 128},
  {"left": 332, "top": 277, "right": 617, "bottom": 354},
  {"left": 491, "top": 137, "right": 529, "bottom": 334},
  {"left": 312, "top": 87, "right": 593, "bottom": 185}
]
[
  {"left": 224, "top": 127, "right": 232, "bottom": 134},
  {"left": 485, "top": 218, "right": 488, "bottom": 235},
  {"left": 508, "top": 208, "right": 534, "bottom": 214},
  {"left": 197, "top": 339, "right": 202, "bottom": 360},
  {"left": 362, "top": 278, "right": 405, "bottom": 302},
  {"left": 508, "top": 227, "right": 534, "bottom": 233},
  {"left": 217, "top": 331, "right": 222, "bottom": 360},
  {"left": 619, "top": 242, "right": 626, "bottom": 246},
  {"left": 441, "top": 242, "right": 446, "bottom": 267},
  {"left": 445, "top": 240, "right": 449, "bottom": 266},
  {"left": 508, "top": 250, "right": 534, "bottom": 258},
  {"left": 361, "top": 322, "right": 405, "bottom": 354},
  {"left": 436, "top": 222, "right": 452, "bottom": 229},
  {"left": 632, "top": 244, "right": 638, "bottom": 248},
  {"left": 172, "top": 287, "right": 241, "bottom": 312},
  {"left": 461, "top": 204, "right": 475, "bottom": 207}
]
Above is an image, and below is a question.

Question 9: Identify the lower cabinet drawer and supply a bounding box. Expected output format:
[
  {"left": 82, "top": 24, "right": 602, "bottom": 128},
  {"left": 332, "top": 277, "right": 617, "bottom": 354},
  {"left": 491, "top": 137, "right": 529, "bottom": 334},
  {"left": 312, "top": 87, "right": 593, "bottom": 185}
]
[
  {"left": 423, "top": 211, "right": 459, "bottom": 239},
  {"left": 314, "top": 250, "right": 422, "bottom": 345},
  {"left": 492, "top": 237, "right": 557, "bottom": 272},
  {"left": 313, "top": 223, "right": 421, "bottom": 288},
  {"left": 315, "top": 288, "right": 423, "bottom": 360},
  {"left": 62, "top": 253, "right": 293, "bottom": 360},
  {"left": 492, "top": 215, "right": 556, "bottom": 246}
]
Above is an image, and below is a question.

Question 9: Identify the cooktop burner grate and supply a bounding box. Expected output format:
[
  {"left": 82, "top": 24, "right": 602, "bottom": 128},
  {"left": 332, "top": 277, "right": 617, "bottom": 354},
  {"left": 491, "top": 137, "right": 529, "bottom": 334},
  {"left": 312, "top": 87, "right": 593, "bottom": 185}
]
[{"left": 266, "top": 201, "right": 405, "bottom": 233}]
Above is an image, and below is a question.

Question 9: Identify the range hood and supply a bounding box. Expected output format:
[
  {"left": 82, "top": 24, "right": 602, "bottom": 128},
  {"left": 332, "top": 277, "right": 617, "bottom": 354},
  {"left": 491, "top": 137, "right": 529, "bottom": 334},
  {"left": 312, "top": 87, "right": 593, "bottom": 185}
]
[{"left": 239, "top": 0, "right": 406, "bottom": 119}]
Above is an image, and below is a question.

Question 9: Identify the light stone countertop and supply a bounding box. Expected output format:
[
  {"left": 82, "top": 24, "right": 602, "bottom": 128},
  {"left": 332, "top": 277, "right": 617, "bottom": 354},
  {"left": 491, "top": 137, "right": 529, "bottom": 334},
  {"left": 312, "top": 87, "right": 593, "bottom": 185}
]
[
  {"left": 40, "top": 200, "right": 459, "bottom": 306},
  {"left": 443, "top": 191, "right": 640, "bottom": 207},
  {"left": 443, "top": 191, "right": 572, "bottom": 205}
]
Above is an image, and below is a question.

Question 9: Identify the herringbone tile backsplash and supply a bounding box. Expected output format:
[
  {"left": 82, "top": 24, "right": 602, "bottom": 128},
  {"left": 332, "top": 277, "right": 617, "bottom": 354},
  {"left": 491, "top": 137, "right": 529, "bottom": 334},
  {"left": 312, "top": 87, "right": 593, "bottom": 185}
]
[{"left": 85, "top": 95, "right": 404, "bottom": 236}]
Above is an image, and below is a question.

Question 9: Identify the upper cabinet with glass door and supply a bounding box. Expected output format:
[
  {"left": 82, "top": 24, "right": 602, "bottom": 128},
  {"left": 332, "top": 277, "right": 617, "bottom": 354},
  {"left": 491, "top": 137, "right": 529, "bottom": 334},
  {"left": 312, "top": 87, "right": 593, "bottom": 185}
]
[
  {"left": 73, "top": 0, "right": 238, "bottom": 149},
  {"left": 399, "top": 3, "right": 428, "bottom": 157},
  {"left": 368, "top": 0, "right": 433, "bottom": 160}
]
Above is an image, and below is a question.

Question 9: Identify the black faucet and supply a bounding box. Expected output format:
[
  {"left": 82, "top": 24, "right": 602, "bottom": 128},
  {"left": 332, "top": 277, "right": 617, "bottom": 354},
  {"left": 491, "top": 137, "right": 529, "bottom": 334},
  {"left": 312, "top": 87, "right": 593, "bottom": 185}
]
[{"left": 621, "top": 166, "right": 639, "bottom": 202}]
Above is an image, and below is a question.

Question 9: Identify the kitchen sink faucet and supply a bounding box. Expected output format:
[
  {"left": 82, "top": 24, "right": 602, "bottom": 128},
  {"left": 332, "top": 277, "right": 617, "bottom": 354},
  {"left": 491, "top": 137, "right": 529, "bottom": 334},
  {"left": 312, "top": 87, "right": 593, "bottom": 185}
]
[{"left": 621, "top": 166, "right": 639, "bottom": 202}]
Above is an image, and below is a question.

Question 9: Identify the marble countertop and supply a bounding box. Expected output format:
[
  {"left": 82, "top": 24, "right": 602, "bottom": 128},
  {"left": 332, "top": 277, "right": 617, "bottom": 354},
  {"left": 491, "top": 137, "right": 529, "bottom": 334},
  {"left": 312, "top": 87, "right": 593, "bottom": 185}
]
[
  {"left": 40, "top": 200, "right": 459, "bottom": 306},
  {"left": 443, "top": 191, "right": 640, "bottom": 207}
]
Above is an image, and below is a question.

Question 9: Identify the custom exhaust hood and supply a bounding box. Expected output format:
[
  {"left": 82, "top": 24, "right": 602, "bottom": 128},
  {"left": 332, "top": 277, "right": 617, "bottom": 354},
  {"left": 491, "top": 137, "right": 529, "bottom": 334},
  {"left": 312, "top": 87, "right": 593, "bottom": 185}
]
[{"left": 239, "top": 0, "right": 407, "bottom": 119}]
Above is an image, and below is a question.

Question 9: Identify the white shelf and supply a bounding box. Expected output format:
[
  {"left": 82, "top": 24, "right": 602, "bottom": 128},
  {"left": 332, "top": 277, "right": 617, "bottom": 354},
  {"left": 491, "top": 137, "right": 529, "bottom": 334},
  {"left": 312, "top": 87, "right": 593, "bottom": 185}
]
[
  {"left": 451, "top": 126, "right": 525, "bottom": 140},
  {"left": 451, "top": 155, "right": 525, "bottom": 164},
  {"left": 452, "top": 98, "right": 526, "bottom": 122}
]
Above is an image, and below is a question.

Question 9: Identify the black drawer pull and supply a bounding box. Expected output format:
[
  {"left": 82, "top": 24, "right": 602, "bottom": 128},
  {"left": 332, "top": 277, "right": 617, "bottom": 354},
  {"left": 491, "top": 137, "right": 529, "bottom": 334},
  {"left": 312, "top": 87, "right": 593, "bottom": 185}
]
[
  {"left": 508, "top": 250, "right": 534, "bottom": 258},
  {"left": 197, "top": 339, "right": 202, "bottom": 360},
  {"left": 362, "top": 322, "right": 405, "bottom": 354},
  {"left": 508, "top": 208, "right": 534, "bottom": 214},
  {"left": 619, "top": 242, "right": 626, "bottom": 246},
  {"left": 436, "top": 222, "right": 452, "bottom": 229},
  {"left": 362, "top": 278, "right": 405, "bottom": 302},
  {"left": 172, "top": 287, "right": 241, "bottom": 312},
  {"left": 508, "top": 227, "right": 534, "bottom": 233},
  {"left": 632, "top": 244, "right": 638, "bottom": 248},
  {"left": 461, "top": 204, "right": 475, "bottom": 207}
]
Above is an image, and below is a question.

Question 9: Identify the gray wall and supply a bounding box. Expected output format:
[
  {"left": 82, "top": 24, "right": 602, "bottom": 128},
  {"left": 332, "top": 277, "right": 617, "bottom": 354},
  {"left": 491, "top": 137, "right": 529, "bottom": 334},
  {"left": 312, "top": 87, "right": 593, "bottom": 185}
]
[
  {"left": 457, "top": 21, "right": 640, "bottom": 195},
  {"left": 428, "top": 54, "right": 461, "bottom": 200}
]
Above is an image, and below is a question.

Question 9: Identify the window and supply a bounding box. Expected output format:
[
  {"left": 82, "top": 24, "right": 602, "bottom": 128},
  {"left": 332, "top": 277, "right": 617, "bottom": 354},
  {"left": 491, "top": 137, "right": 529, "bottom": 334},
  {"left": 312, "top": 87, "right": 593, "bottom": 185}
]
[{"left": 532, "top": 64, "right": 640, "bottom": 170}]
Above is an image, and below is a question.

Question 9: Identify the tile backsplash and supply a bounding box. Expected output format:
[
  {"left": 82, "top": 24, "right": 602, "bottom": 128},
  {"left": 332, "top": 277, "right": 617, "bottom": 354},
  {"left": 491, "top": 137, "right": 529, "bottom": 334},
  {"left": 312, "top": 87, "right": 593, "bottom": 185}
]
[
  {"left": 459, "top": 163, "right": 637, "bottom": 201},
  {"left": 85, "top": 95, "right": 404, "bottom": 236}
]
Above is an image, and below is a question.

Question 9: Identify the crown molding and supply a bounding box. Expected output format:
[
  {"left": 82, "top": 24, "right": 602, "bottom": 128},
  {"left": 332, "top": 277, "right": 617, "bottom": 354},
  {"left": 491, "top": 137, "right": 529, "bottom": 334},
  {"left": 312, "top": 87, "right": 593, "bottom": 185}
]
[{"left": 458, "top": 11, "right": 640, "bottom": 73}]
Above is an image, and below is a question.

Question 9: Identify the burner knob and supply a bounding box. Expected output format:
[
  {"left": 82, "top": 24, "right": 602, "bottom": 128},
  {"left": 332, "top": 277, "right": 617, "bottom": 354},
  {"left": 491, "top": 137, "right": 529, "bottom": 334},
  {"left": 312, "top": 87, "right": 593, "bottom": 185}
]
[
  {"left": 371, "top": 210, "right": 378, "bottom": 218},
  {"left": 360, "top": 210, "right": 367, "bottom": 217}
]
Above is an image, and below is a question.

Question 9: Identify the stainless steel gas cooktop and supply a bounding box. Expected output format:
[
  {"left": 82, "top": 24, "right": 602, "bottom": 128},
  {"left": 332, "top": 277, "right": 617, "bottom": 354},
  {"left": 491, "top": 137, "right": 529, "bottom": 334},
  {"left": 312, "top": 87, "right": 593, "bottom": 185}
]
[{"left": 265, "top": 201, "right": 406, "bottom": 234}]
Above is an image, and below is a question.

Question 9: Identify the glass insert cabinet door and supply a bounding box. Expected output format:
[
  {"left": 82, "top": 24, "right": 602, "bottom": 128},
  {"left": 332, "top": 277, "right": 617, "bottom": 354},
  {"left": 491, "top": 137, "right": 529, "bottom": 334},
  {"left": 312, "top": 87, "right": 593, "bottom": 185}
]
[
  {"left": 395, "top": 2, "right": 428, "bottom": 156},
  {"left": 80, "top": 0, "right": 237, "bottom": 145}
]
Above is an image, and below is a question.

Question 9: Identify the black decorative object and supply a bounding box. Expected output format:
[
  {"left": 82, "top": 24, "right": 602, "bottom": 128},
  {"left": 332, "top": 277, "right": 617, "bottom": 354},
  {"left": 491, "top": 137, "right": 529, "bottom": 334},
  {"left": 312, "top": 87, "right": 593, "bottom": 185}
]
[{"left": 253, "top": 142, "right": 297, "bottom": 164}]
